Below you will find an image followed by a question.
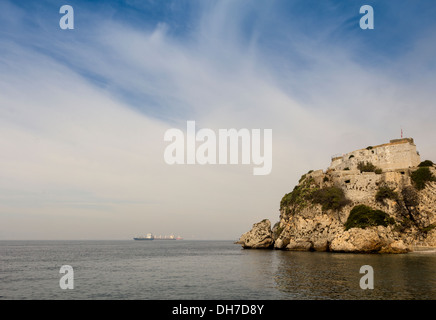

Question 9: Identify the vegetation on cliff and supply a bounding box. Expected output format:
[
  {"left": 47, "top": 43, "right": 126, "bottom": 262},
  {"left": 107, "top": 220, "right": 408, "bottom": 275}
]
[
  {"left": 418, "top": 160, "right": 434, "bottom": 167},
  {"left": 280, "top": 174, "right": 350, "bottom": 213},
  {"left": 344, "top": 205, "right": 395, "bottom": 231},
  {"left": 375, "top": 185, "right": 399, "bottom": 203},
  {"left": 411, "top": 166, "right": 436, "bottom": 190},
  {"left": 357, "top": 161, "right": 382, "bottom": 174},
  {"left": 280, "top": 175, "right": 318, "bottom": 212},
  {"left": 311, "top": 186, "right": 350, "bottom": 211}
]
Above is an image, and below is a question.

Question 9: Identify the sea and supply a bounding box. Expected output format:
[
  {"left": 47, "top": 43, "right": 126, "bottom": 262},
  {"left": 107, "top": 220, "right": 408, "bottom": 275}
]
[{"left": 0, "top": 240, "right": 435, "bottom": 300}]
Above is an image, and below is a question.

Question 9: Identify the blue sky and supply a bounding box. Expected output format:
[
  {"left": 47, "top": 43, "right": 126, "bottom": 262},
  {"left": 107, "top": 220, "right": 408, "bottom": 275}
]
[
  {"left": 2, "top": 1, "right": 435, "bottom": 112},
  {"left": 1, "top": 1, "right": 435, "bottom": 239},
  {"left": 3, "top": 0, "right": 436, "bottom": 118}
]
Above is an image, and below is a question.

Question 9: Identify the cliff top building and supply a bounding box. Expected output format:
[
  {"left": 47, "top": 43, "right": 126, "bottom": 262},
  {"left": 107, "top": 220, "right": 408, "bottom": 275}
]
[{"left": 329, "top": 138, "right": 421, "bottom": 172}]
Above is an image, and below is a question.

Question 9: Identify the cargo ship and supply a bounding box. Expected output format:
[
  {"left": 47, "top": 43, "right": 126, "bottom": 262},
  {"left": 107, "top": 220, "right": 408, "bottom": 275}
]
[
  {"left": 154, "top": 235, "right": 183, "bottom": 240},
  {"left": 154, "top": 234, "right": 176, "bottom": 240},
  {"left": 133, "top": 233, "right": 154, "bottom": 240}
]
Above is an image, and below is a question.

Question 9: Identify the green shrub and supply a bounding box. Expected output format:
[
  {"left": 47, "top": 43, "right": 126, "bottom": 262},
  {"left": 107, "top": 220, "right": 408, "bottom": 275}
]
[
  {"left": 348, "top": 155, "right": 355, "bottom": 159},
  {"left": 357, "top": 161, "right": 377, "bottom": 173},
  {"left": 344, "top": 167, "right": 350, "bottom": 171},
  {"left": 418, "top": 160, "right": 434, "bottom": 167},
  {"left": 311, "top": 186, "right": 350, "bottom": 211},
  {"left": 366, "top": 146, "right": 373, "bottom": 150},
  {"left": 411, "top": 167, "right": 436, "bottom": 190},
  {"left": 357, "top": 161, "right": 383, "bottom": 174},
  {"left": 375, "top": 185, "right": 398, "bottom": 203},
  {"left": 344, "top": 205, "right": 395, "bottom": 230},
  {"left": 280, "top": 188, "right": 297, "bottom": 210},
  {"left": 280, "top": 178, "right": 318, "bottom": 211}
]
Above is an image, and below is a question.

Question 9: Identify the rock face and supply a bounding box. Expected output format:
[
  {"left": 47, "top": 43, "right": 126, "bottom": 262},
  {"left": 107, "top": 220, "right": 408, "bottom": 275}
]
[
  {"left": 239, "top": 138, "right": 436, "bottom": 253},
  {"left": 329, "top": 226, "right": 409, "bottom": 253},
  {"left": 237, "top": 219, "right": 274, "bottom": 249}
]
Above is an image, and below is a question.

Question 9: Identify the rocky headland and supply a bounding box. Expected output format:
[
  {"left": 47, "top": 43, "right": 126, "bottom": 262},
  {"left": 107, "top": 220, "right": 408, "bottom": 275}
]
[{"left": 237, "top": 138, "right": 436, "bottom": 253}]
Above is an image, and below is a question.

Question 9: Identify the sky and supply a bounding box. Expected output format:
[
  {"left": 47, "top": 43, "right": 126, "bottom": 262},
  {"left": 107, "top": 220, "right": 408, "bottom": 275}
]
[{"left": 0, "top": 0, "right": 435, "bottom": 240}]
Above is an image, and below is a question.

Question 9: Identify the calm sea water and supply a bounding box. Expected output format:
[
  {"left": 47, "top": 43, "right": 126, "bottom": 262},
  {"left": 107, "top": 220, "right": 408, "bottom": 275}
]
[{"left": 0, "top": 240, "right": 435, "bottom": 300}]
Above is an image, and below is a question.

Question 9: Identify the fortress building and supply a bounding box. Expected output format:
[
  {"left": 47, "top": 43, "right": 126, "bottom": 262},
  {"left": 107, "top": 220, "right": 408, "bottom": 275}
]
[{"left": 329, "top": 138, "right": 421, "bottom": 172}]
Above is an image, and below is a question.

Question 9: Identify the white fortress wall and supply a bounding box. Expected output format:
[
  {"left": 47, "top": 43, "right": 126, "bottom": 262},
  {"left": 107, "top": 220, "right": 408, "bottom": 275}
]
[{"left": 328, "top": 138, "right": 421, "bottom": 172}]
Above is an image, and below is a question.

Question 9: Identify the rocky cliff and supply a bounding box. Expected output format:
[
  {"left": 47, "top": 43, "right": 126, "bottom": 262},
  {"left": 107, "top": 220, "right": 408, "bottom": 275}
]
[
  {"left": 236, "top": 219, "right": 274, "bottom": 249},
  {"left": 238, "top": 139, "right": 436, "bottom": 253}
]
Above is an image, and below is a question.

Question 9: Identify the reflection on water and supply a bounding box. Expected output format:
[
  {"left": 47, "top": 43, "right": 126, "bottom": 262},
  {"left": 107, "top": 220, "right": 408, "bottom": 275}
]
[
  {"left": 237, "top": 246, "right": 435, "bottom": 299},
  {"left": 271, "top": 250, "right": 436, "bottom": 300}
]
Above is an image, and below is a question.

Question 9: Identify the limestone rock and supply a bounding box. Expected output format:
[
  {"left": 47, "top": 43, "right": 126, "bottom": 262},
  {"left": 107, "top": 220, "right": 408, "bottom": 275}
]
[
  {"left": 237, "top": 219, "right": 274, "bottom": 249},
  {"left": 381, "top": 240, "right": 410, "bottom": 254},
  {"left": 286, "top": 239, "right": 312, "bottom": 251},
  {"left": 329, "top": 227, "right": 410, "bottom": 253}
]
